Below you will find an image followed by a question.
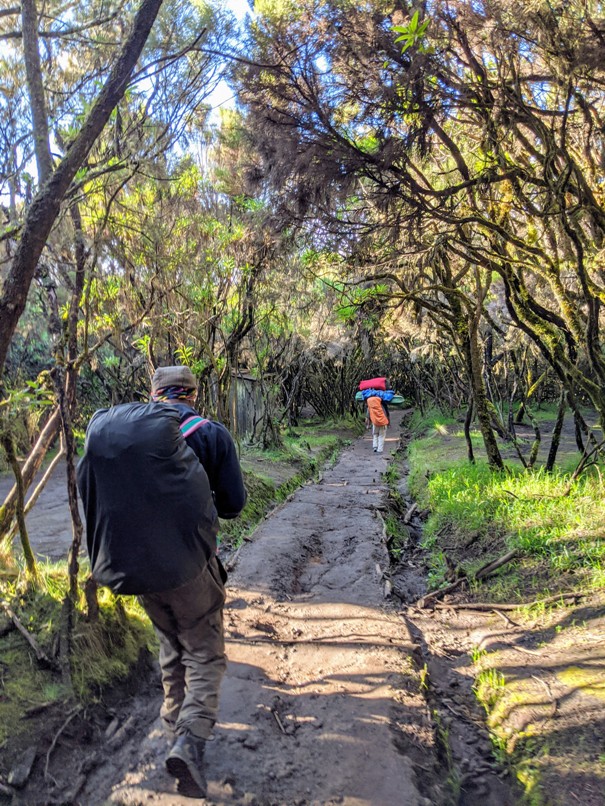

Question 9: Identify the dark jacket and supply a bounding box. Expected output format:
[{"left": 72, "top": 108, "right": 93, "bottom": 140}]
[{"left": 76, "top": 402, "right": 246, "bottom": 595}]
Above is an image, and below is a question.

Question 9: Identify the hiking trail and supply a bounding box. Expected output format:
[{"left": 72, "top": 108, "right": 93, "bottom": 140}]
[{"left": 76, "top": 411, "right": 437, "bottom": 805}]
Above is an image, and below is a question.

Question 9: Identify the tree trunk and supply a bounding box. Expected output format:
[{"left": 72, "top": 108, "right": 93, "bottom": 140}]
[
  {"left": 58, "top": 373, "right": 84, "bottom": 602},
  {"left": 545, "top": 390, "right": 566, "bottom": 472},
  {"left": 0, "top": 434, "right": 38, "bottom": 582},
  {"left": 466, "top": 327, "right": 504, "bottom": 470},
  {"left": 21, "top": 0, "right": 53, "bottom": 184},
  {"left": 526, "top": 411, "right": 541, "bottom": 470},
  {"left": 464, "top": 398, "right": 475, "bottom": 463},
  {"left": 0, "top": 407, "right": 61, "bottom": 539},
  {"left": 6, "top": 441, "right": 65, "bottom": 543}
]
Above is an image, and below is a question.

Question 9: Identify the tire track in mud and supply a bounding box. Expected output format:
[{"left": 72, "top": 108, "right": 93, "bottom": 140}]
[{"left": 79, "top": 412, "right": 437, "bottom": 806}]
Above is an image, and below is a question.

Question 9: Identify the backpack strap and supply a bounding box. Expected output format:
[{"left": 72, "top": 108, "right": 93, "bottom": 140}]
[{"left": 180, "top": 415, "right": 209, "bottom": 438}]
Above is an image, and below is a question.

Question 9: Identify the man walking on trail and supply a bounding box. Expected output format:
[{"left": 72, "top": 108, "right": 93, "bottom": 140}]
[
  {"left": 366, "top": 394, "right": 390, "bottom": 453},
  {"left": 77, "top": 365, "right": 246, "bottom": 799}
]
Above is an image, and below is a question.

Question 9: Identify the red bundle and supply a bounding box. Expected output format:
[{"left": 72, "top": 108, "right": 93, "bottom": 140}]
[{"left": 359, "top": 377, "right": 386, "bottom": 391}]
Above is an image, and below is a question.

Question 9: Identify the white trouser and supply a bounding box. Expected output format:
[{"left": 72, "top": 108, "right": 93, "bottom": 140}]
[{"left": 372, "top": 424, "right": 387, "bottom": 452}]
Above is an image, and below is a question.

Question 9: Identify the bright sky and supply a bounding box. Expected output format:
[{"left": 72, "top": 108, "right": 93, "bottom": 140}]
[
  {"left": 225, "top": 0, "right": 252, "bottom": 20},
  {"left": 206, "top": 0, "right": 254, "bottom": 114}
]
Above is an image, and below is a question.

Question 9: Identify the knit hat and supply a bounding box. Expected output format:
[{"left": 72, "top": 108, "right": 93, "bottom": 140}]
[{"left": 151, "top": 365, "right": 197, "bottom": 393}]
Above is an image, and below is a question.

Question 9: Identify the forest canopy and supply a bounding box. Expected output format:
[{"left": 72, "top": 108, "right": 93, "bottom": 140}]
[{"left": 2, "top": 0, "right": 605, "bottom": 570}]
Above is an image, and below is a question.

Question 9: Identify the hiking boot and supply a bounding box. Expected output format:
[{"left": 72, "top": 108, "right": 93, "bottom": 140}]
[{"left": 165, "top": 732, "right": 207, "bottom": 798}]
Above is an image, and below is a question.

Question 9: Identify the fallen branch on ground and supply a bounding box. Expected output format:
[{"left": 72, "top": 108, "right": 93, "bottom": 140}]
[
  {"left": 414, "top": 549, "right": 520, "bottom": 608},
  {"left": 44, "top": 707, "right": 82, "bottom": 780},
  {"left": 414, "top": 578, "right": 466, "bottom": 607},
  {"left": 403, "top": 503, "right": 418, "bottom": 524},
  {"left": 475, "top": 549, "right": 518, "bottom": 580},
  {"left": 433, "top": 592, "right": 585, "bottom": 612},
  {"left": 493, "top": 608, "right": 519, "bottom": 627},
  {"left": 0, "top": 601, "right": 59, "bottom": 670}
]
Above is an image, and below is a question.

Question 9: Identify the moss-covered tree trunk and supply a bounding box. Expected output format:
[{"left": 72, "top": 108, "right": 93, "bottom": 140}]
[
  {"left": 545, "top": 391, "right": 567, "bottom": 472},
  {"left": 464, "top": 326, "right": 504, "bottom": 470},
  {"left": 0, "top": 434, "right": 38, "bottom": 582}
]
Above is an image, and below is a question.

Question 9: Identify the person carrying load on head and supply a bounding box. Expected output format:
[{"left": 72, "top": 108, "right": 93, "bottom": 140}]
[
  {"left": 366, "top": 394, "right": 390, "bottom": 453},
  {"left": 359, "top": 376, "right": 391, "bottom": 453},
  {"left": 76, "top": 365, "right": 246, "bottom": 800}
]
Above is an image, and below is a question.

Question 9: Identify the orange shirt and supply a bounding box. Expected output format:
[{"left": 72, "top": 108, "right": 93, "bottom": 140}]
[{"left": 367, "top": 396, "right": 389, "bottom": 427}]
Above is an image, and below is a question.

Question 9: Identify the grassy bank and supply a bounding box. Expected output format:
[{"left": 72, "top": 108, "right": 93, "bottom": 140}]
[
  {"left": 407, "top": 407, "right": 605, "bottom": 599},
  {"left": 0, "top": 564, "right": 157, "bottom": 782},
  {"left": 406, "top": 407, "right": 605, "bottom": 805}
]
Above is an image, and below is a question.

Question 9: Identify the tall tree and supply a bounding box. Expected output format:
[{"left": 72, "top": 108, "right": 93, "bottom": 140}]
[{"left": 0, "top": 0, "right": 165, "bottom": 379}]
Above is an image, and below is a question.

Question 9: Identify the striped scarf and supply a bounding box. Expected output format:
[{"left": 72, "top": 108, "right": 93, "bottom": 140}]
[{"left": 151, "top": 385, "right": 195, "bottom": 402}]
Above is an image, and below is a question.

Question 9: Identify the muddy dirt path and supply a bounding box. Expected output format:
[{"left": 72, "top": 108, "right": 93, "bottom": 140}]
[{"left": 58, "top": 411, "right": 436, "bottom": 806}]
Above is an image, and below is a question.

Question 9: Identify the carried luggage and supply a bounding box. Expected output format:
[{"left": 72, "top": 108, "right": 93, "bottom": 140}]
[
  {"left": 355, "top": 390, "right": 406, "bottom": 408},
  {"left": 366, "top": 396, "right": 389, "bottom": 427},
  {"left": 359, "top": 377, "right": 387, "bottom": 391}
]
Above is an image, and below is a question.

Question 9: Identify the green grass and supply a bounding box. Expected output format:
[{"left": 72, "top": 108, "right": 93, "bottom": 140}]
[{"left": 407, "top": 409, "right": 605, "bottom": 599}]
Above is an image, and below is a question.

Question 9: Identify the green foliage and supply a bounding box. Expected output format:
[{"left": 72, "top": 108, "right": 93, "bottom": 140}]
[
  {"left": 255, "top": 0, "right": 301, "bottom": 23},
  {"left": 474, "top": 667, "right": 507, "bottom": 711},
  {"left": 0, "top": 376, "right": 56, "bottom": 465},
  {"left": 392, "top": 10, "right": 430, "bottom": 54}
]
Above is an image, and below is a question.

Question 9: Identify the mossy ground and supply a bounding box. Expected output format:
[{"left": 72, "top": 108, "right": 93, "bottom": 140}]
[{"left": 0, "top": 568, "right": 158, "bottom": 783}]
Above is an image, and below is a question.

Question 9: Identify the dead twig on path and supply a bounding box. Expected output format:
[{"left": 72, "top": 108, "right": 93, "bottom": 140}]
[
  {"left": 271, "top": 709, "right": 287, "bottom": 734},
  {"left": 510, "top": 644, "right": 542, "bottom": 657},
  {"left": 44, "top": 706, "right": 82, "bottom": 780},
  {"left": 493, "top": 608, "right": 519, "bottom": 627},
  {"left": 531, "top": 674, "right": 558, "bottom": 718},
  {"left": 433, "top": 592, "right": 585, "bottom": 612}
]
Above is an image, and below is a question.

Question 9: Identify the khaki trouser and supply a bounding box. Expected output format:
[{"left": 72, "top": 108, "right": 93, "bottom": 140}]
[
  {"left": 139, "top": 556, "right": 226, "bottom": 740},
  {"left": 372, "top": 424, "right": 387, "bottom": 452}
]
